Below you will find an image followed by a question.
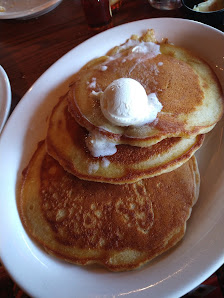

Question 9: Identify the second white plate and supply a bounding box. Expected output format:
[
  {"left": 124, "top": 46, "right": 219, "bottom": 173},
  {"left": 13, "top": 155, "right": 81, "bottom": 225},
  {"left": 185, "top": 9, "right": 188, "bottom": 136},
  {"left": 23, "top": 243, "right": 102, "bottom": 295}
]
[
  {"left": 0, "top": 66, "right": 11, "bottom": 134},
  {"left": 0, "top": 0, "right": 63, "bottom": 19}
]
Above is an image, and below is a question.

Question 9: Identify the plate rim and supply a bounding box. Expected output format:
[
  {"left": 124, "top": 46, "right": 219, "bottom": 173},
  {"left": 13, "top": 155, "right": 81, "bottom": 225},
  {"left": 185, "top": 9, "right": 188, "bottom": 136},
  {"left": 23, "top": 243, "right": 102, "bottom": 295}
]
[
  {"left": 0, "top": 0, "right": 63, "bottom": 20},
  {"left": 0, "top": 65, "right": 11, "bottom": 133}
]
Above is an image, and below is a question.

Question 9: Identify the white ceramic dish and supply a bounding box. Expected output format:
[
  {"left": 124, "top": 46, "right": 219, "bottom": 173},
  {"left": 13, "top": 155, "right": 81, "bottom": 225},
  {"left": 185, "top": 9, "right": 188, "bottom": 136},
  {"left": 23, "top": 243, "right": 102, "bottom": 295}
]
[
  {"left": 0, "top": 0, "right": 62, "bottom": 19},
  {"left": 0, "top": 18, "right": 223, "bottom": 298},
  {"left": 0, "top": 66, "right": 11, "bottom": 134}
]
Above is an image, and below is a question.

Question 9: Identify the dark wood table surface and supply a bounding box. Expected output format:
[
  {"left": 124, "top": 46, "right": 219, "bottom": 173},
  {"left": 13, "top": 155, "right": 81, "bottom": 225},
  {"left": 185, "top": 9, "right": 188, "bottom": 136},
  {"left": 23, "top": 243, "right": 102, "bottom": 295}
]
[{"left": 0, "top": 0, "right": 224, "bottom": 297}]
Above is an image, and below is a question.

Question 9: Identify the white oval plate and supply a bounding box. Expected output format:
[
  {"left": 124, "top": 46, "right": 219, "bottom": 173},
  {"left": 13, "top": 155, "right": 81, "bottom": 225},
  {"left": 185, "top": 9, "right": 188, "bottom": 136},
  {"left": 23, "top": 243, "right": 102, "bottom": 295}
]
[
  {"left": 0, "top": 0, "right": 62, "bottom": 19},
  {"left": 0, "top": 66, "right": 11, "bottom": 134},
  {"left": 0, "top": 18, "right": 223, "bottom": 298}
]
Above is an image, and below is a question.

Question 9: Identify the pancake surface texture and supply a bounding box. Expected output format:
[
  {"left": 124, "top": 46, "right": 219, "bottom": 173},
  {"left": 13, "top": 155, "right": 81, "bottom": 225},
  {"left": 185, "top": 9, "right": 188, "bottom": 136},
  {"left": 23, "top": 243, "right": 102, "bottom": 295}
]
[
  {"left": 68, "top": 30, "right": 223, "bottom": 147},
  {"left": 18, "top": 141, "right": 200, "bottom": 271},
  {"left": 46, "top": 96, "right": 204, "bottom": 184}
]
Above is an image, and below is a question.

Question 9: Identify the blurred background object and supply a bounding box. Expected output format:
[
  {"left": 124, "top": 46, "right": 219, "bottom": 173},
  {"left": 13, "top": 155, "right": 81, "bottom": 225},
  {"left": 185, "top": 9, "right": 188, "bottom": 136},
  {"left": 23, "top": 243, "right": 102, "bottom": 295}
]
[
  {"left": 110, "top": 0, "right": 123, "bottom": 11},
  {"left": 182, "top": 0, "right": 224, "bottom": 27},
  {"left": 148, "top": 0, "right": 182, "bottom": 10},
  {"left": 81, "top": 0, "right": 112, "bottom": 30}
]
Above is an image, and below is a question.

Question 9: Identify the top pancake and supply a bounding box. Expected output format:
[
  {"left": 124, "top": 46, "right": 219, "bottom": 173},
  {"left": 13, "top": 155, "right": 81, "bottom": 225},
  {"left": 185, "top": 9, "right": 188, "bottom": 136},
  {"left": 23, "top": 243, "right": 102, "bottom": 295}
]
[
  {"left": 67, "top": 30, "right": 223, "bottom": 147},
  {"left": 18, "top": 141, "right": 200, "bottom": 271}
]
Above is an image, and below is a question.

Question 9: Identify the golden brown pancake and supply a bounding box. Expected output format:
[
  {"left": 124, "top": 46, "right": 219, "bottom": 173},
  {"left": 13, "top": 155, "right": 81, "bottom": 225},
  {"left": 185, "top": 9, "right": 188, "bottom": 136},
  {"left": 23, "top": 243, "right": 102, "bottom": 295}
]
[
  {"left": 46, "top": 95, "right": 204, "bottom": 184},
  {"left": 67, "top": 30, "right": 223, "bottom": 147},
  {"left": 18, "top": 141, "right": 200, "bottom": 271}
]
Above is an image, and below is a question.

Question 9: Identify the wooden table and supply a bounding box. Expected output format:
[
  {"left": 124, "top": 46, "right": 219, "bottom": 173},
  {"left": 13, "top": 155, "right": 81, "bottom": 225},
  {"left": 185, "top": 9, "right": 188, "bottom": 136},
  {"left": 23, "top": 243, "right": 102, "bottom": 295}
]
[{"left": 0, "top": 0, "right": 223, "bottom": 297}]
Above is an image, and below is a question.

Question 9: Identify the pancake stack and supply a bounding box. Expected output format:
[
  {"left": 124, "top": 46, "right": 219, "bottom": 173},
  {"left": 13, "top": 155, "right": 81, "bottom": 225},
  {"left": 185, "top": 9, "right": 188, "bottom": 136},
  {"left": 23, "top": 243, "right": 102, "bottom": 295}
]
[{"left": 18, "top": 30, "right": 223, "bottom": 271}]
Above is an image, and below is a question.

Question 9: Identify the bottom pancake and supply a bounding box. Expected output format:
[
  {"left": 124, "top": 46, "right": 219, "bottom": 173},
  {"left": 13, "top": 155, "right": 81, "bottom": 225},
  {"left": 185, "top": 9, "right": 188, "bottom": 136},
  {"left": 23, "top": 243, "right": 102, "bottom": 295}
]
[{"left": 18, "top": 141, "right": 200, "bottom": 271}]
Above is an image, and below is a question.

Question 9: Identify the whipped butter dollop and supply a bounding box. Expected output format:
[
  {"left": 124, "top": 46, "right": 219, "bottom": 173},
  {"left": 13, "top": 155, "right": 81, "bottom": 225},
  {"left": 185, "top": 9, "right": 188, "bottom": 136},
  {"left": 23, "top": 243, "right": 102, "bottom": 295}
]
[
  {"left": 100, "top": 78, "right": 162, "bottom": 127},
  {"left": 86, "top": 131, "right": 117, "bottom": 157}
]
